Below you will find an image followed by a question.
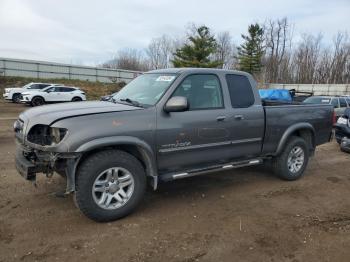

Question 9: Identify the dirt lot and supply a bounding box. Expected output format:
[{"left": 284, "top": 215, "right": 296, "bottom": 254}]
[{"left": 0, "top": 100, "right": 350, "bottom": 262}]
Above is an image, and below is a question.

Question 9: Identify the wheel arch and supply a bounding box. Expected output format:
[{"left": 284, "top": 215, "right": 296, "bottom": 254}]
[
  {"left": 72, "top": 96, "right": 82, "bottom": 101},
  {"left": 275, "top": 123, "right": 315, "bottom": 156},
  {"left": 74, "top": 136, "right": 158, "bottom": 189},
  {"left": 31, "top": 95, "right": 45, "bottom": 102},
  {"left": 12, "top": 92, "right": 21, "bottom": 100}
]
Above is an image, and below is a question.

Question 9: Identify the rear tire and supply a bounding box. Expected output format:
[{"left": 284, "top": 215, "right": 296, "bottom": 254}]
[
  {"left": 31, "top": 96, "right": 45, "bottom": 106},
  {"left": 272, "top": 136, "right": 309, "bottom": 181},
  {"left": 12, "top": 93, "right": 21, "bottom": 103},
  {"left": 75, "top": 150, "right": 146, "bottom": 222}
]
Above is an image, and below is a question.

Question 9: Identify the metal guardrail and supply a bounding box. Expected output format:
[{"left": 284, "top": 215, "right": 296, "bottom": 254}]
[
  {"left": 0, "top": 57, "right": 142, "bottom": 83},
  {"left": 265, "top": 83, "right": 350, "bottom": 96}
]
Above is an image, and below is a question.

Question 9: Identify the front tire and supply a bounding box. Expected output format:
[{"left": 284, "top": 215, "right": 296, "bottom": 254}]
[
  {"left": 272, "top": 136, "right": 309, "bottom": 181},
  {"left": 75, "top": 150, "right": 146, "bottom": 222},
  {"left": 12, "top": 93, "right": 21, "bottom": 103}
]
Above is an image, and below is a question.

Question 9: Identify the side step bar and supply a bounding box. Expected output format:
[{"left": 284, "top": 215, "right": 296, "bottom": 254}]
[{"left": 159, "top": 158, "right": 263, "bottom": 182}]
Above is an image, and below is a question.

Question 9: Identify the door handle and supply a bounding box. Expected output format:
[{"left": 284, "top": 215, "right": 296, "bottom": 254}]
[
  {"left": 216, "top": 116, "right": 226, "bottom": 121},
  {"left": 234, "top": 114, "right": 244, "bottom": 120}
]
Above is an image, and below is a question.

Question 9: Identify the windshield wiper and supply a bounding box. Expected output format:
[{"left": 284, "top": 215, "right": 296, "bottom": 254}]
[{"left": 119, "top": 98, "right": 144, "bottom": 108}]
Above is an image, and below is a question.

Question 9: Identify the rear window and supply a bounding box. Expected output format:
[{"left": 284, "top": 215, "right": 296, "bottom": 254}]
[
  {"left": 60, "top": 87, "right": 75, "bottom": 92},
  {"left": 339, "top": 98, "right": 347, "bottom": 108},
  {"left": 226, "top": 74, "right": 255, "bottom": 108},
  {"left": 331, "top": 98, "right": 339, "bottom": 108}
]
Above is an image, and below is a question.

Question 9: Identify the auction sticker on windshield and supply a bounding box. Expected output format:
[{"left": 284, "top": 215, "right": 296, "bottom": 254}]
[{"left": 156, "top": 76, "right": 175, "bottom": 82}]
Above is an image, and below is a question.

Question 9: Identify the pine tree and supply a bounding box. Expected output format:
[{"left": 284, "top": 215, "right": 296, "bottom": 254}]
[
  {"left": 172, "top": 26, "right": 222, "bottom": 68},
  {"left": 237, "top": 23, "right": 264, "bottom": 75}
]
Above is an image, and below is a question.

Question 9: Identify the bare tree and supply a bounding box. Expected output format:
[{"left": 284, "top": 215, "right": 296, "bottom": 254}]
[
  {"left": 292, "top": 33, "right": 323, "bottom": 83},
  {"left": 264, "top": 17, "right": 293, "bottom": 83},
  {"left": 328, "top": 32, "right": 350, "bottom": 83},
  {"left": 214, "top": 31, "right": 237, "bottom": 69},
  {"left": 104, "top": 48, "right": 149, "bottom": 71},
  {"left": 146, "top": 35, "right": 174, "bottom": 69}
]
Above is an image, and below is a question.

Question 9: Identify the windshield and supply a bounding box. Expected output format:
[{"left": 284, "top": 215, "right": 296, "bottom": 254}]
[
  {"left": 113, "top": 73, "right": 177, "bottom": 106},
  {"left": 303, "top": 97, "right": 331, "bottom": 104}
]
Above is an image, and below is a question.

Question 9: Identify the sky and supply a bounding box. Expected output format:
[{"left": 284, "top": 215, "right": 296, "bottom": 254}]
[{"left": 0, "top": 0, "right": 349, "bottom": 66}]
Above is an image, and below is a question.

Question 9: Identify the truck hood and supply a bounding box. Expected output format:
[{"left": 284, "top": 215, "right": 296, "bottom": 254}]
[{"left": 20, "top": 101, "right": 141, "bottom": 126}]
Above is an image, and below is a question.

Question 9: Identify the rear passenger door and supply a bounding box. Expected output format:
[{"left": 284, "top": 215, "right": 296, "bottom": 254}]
[
  {"left": 59, "top": 87, "right": 75, "bottom": 101},
  {"left": 224, "top": 74, "right": 265, "bottom": 159}
]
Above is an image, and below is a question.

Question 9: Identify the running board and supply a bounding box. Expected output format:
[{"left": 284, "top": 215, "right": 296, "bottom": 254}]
[{"left": 159, "top": 159, "right": 263, "bottom": 182}]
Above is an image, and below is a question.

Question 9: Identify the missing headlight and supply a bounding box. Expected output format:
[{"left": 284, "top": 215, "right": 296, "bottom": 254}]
[
  {"left": 50, "top": 127, "right": 67, "bottom": 145},
  {"left": 27, "top": 125, "right": 67, "bottom": 146}
]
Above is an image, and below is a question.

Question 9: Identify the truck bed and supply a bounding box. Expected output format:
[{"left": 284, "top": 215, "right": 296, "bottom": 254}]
[{"left": 262, "top": 103, "right": 333, "bottom": 155}]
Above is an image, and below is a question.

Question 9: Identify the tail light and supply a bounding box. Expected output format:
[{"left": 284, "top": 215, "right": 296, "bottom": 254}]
[{"left": 332, "top": 111, "right": 336, "bottom": 125}]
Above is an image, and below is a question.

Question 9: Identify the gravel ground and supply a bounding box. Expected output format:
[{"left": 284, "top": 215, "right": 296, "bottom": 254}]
[{"left": 0, "top": 100, "right": 349, "bottom": 262}]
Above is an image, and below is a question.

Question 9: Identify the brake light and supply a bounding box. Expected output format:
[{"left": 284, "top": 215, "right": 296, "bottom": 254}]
[{"left": 332, "top": 111, "right": 337, "bottom": 125}]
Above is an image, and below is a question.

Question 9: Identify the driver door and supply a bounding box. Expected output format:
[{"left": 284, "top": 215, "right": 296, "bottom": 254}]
[{"left": 156, "top": 74, "right": 232, "bottom": 173}]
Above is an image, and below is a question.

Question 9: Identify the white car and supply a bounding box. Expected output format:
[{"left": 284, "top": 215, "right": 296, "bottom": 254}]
[
  {"left": 3, "top": 82, "right": 60, "bottom": 103},
  {"left": 21, "top": 85, "right": 86, "bottom": 106}
]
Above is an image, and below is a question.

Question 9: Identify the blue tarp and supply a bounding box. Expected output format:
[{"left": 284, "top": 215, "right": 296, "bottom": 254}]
[{"left": 258, "top": 89, "right": 292, "bottom": 102}]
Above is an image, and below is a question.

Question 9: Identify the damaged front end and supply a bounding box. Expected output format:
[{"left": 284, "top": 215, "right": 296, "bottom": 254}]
[{"left": 14, "top": 119, "right": 80, "bottom": 193}]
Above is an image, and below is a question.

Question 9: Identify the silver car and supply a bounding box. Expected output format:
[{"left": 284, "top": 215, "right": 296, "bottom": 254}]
[{"left": 303, "top": 96, "right": 350, "bottom": 117}]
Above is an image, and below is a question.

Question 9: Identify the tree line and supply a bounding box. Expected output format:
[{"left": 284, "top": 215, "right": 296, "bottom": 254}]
[{"left": 103, "top": 18, "right": 350, "bottom": 84}]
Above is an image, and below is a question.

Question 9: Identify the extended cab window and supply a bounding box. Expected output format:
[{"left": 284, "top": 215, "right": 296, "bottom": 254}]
[
  {"left": 172, "top": 74, "right": 223, "bottom": 110},
  {"left": 226, "top": 74, "right": 254, "bottom": 108}
]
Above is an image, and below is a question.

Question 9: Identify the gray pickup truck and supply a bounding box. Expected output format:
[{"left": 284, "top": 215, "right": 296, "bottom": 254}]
[{"left": 14, "top": 68, "right": 334, "bottom": 222}]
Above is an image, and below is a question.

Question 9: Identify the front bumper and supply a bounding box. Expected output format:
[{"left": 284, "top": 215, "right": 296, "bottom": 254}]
[
  {"left": 15, "top": 142, "right": 81, "bottom": 193},
  {"left": 3, "top": 93, "right": 10, "bottom": 100},
  {"left": 20, "top": 97, "right": 31, "bottom": 103},
  {"left": 334, "top": 123, "right": 350, "bottom": 141},
  {"left": 15, "top": 149, "right": 41, "bottom": 180}
]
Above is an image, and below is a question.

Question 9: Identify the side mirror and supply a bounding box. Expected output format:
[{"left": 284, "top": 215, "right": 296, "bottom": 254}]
[{"left": 164, "top": 96, "right": 189, "bottom": 113}]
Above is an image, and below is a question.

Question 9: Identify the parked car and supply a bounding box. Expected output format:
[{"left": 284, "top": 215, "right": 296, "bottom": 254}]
[
  {"left": 14, "top": 68, "right": 334, "bottom": 222},
  {"left": 20, "top": 85, "right": 86, "bottom": 106},
  {"left": 3, "top": 82, "right": 61, "bottom": 103},
  {"left": 340, "top": 137, "right": 350, "bottom": 153},
  {"left": 303, "top": 96, "right": 350, "bottom": 118},
  {"left": 100, "top": 92, "right": 118, "bottom": 102},
  {"left": 334, "top": 108, "right": 350, "bottom": 143}
]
